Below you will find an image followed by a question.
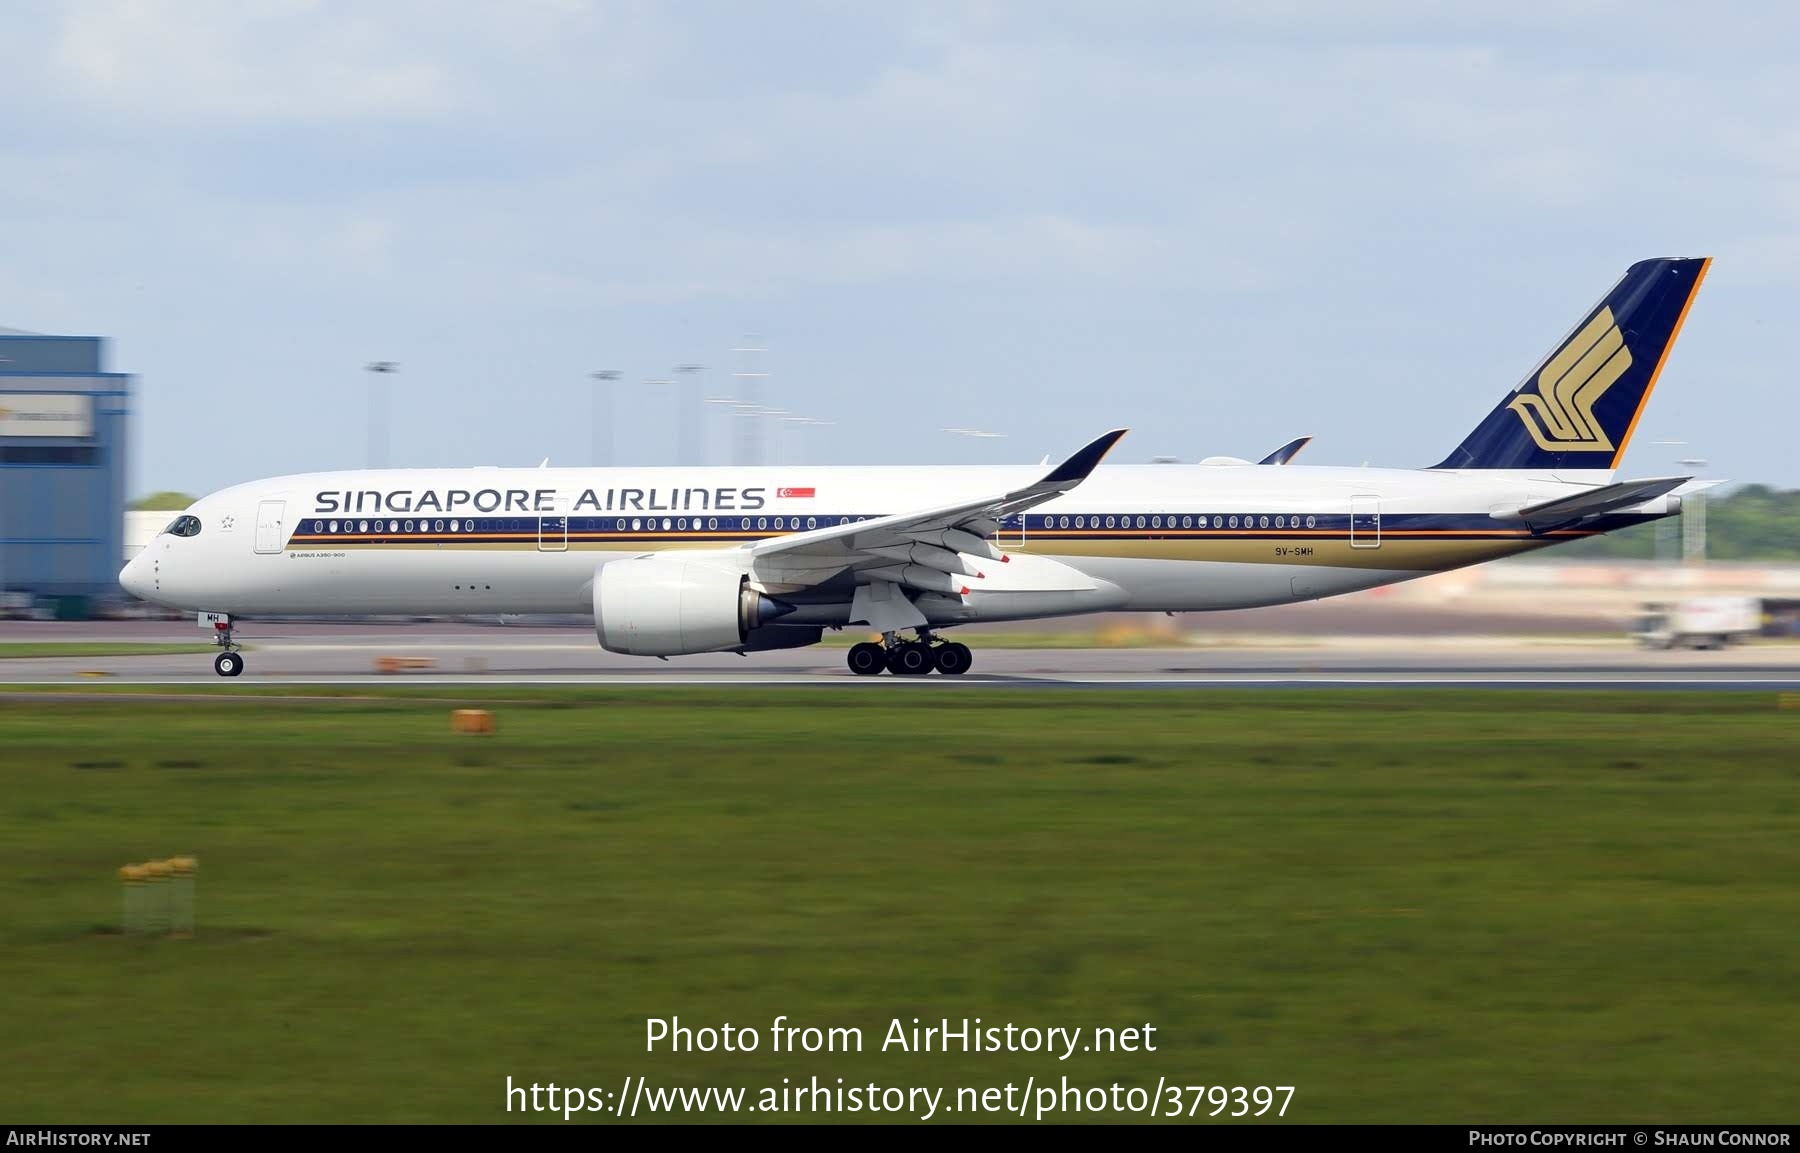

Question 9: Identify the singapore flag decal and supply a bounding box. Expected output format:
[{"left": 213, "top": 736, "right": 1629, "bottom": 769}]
[{"left": 777, "top": 486, "right": 815, "bottom": 498}]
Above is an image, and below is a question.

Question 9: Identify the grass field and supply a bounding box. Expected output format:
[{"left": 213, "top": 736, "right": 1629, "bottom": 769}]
[{"left": 1, "top": 687, "right": 1796, "bottom": 1124}]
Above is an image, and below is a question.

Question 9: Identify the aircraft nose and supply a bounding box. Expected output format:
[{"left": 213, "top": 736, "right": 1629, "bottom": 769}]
[{"left": 119, "top": 551, "right": 152, "bottom": 600}]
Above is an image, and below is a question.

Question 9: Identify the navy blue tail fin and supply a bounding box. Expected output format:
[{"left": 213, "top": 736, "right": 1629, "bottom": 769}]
[{"left": 1431, "top": 257, "right": 1711, "bottom": 471}]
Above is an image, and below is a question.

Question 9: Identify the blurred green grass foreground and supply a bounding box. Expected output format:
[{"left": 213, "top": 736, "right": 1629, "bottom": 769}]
[{"left": 1, "top": 687, "right": 1796, "bottom": 1124}]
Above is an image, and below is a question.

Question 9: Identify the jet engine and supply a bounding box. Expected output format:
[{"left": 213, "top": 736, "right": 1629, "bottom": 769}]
[{"left": 593, "top": 553, "right": 797, "bottom": 656}]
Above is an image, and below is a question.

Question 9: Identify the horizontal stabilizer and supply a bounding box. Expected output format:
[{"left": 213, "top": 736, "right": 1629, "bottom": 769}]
[{"left": 1494, "top": 475, "right": 1692, "bottom": 532}]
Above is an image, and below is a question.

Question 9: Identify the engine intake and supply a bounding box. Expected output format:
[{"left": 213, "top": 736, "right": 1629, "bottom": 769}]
[{"left": 594, "top": 553, "right": 797, "bottom": 656}]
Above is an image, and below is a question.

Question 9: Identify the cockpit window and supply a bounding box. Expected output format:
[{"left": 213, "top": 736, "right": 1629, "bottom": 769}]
[{"left": 164, "top": 515, "right": 202, "bottom": 538}]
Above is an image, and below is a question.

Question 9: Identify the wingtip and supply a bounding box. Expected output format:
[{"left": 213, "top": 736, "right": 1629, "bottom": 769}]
[{"left": 1041, "top": 427, "right": 1130, "bottom": 485}]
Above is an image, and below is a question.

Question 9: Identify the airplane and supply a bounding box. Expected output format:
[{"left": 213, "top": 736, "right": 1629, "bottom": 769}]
[{"left": 122, "top": 256, "right": 1714, "bottom": 679}]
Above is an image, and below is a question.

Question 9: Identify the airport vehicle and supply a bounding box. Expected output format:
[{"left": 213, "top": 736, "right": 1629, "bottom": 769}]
[
  {"left": 1630, "top": 596, "right": 1762, "bottom": 650},
  {"left": 121, "top": 257, "right": 1715, "bottom": 678}
]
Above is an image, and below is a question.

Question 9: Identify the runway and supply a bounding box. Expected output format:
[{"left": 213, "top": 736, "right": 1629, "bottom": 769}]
[{"left": 3, "top": 621, "right": 1799, "bottom": 689}]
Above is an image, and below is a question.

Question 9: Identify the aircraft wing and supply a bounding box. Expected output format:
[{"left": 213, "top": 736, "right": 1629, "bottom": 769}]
[
  {"left": 1257, "top": 436, "right": 1313, "bottom": 465},
  {"left": 1494, "top": 475, "right": 1698, "bottom": 533},
  {"left": 744, "top": 428, "right": 1128, "bottom": 597}
]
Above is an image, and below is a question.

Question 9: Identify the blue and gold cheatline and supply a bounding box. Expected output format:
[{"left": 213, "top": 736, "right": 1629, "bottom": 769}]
[{"left": 285, "top": 509, "right": 1655, "bottom": 550}]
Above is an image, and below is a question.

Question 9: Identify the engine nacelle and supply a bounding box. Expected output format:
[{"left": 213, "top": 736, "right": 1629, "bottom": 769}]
[{"left": 594, "top": 553, "right": 797, "bottom": 656}]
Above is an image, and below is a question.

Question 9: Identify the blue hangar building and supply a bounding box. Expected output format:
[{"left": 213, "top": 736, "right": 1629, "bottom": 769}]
[{"left": 0, "top": 325, "right": 134, "bottom": 616}]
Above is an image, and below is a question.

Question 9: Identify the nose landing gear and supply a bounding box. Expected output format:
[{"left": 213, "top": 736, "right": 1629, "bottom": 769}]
[{"left": 210, "top": 618, "right": 245, "bottom": 677}]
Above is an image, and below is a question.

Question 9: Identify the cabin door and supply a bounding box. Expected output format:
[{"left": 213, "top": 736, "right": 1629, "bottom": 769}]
[
  {"left": 1349, "top": 495, "right": 1381, "bottom": 549},
  {"left": 538, "top": 495, "right": 569, "bottom": 552},
  {"left": 254, "top": 501, "right": 287, "bottom": 554}
]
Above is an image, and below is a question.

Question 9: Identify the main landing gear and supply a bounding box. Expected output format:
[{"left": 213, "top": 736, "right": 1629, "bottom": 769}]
[
  {"left": 211, "top": 618, "right": 245, "bottom": 677},
  {"left": 846, "top": 629, "right": 972, "bottom": 677}
]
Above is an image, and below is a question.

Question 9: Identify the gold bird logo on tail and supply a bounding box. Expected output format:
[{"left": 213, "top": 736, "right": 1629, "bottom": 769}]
[{"left": 1508, "top": 306, "right": 1633, "bottom": 452}]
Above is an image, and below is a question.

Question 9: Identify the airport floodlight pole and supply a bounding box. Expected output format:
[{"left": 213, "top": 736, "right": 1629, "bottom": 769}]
[
  {"left": 732, "top": 337, "right": 769, "bottom": 466},
  {"left": 590, "top": 371, "right": 620, "bottom": 466},
  {"left": 704, "top": 397, "right": 748, "bottom": 465},
  {"left": 365, "top": 362, "right": 398, "bottom": 469},
  {"left": 1678, "top": 457, "right": 1708, "bottom": 564},
  {"left": 1650, "top": 439, "right": 1686, "bottom": 565},
  {"left": 783, "top": 416, "right": 833, "bottom": 465},
  {"left": 643, "top": 379, "right": 674, "bottom": 465},
  {"left": 757, "top": 408, "right": 788, "bottom": 461},
  {"left": 780, "top": 416, "right": 808, "bottom": 464},
  {"left": 673, "top": 364, "right": 705, "bottom": 466}
]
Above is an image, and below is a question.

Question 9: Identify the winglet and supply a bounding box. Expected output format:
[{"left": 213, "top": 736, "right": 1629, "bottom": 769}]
[
  {"left": 1258, "top": 436, "right": 1313, "bottom": 465},
  {"left": 1042, "top": 428, "right": 1129, "bottom": 485}
]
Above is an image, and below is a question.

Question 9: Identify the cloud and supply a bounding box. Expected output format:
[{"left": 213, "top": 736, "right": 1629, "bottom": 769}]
[
  {"left": 52, "top": 0, "right": 457, "bottom": 124},
  {"left": 2, "top": 1, "right": 1798, "bottom": 488}
]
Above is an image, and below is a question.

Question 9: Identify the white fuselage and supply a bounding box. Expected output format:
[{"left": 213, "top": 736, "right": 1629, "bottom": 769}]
[{"left": 120, "top": 461, "right": 1643, "bottom": 629}]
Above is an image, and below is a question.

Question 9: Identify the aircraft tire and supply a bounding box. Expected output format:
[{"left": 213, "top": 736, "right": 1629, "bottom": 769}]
[
  {"left": 934, "top": 642, "right": 971, "bottom": 676},
  {"left": 214, "top": 651, "right": 243, "bottom": 678},
  {"left": 890, "top": 643, "right": 932, "bottom": 675},
  {"left": 847, "top": 642, "right": 885, "bottom": 676}
]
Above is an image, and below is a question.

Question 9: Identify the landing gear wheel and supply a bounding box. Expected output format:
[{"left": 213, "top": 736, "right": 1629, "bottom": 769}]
[
  {"left": 847, "top": 642, "right": 886, "bottom": 676},
  {"left": 213, "top": 651, "right": 243, "bottom": 678},
  {"left": 888, "top": 643, "right": 932, "bottom": 675},
  {"left": 934, "top": 642, "right": 972, "bottom": 676}
]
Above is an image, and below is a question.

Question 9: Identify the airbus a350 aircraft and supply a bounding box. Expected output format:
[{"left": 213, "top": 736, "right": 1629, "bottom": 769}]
[{"left": 121, "top": 256, "right": 1713, "bottom": 678}]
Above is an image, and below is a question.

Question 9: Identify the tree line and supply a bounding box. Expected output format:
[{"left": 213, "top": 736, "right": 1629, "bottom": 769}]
[{"left": 1541, "top": 484, "right": 1800, "bottom": 561}]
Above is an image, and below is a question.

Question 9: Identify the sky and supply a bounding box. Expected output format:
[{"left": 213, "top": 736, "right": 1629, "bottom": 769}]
[{"left": 2, "top": 0, "right": 1797, "bottom": 499}]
